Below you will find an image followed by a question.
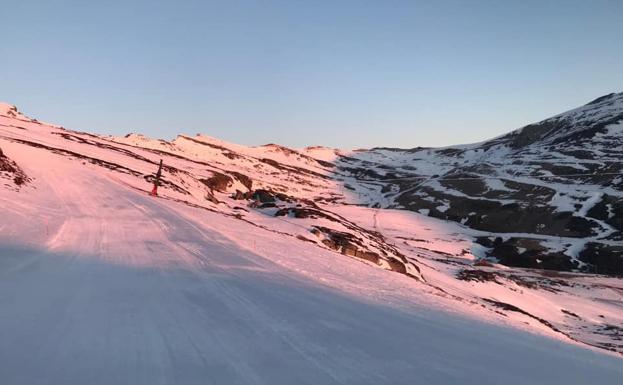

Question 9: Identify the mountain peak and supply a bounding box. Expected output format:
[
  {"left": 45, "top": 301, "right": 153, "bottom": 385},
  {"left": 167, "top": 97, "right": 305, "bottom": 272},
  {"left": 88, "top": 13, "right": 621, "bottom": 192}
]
[
  {"left": 585, "top": 92, "right": 621, "bottom": 106},
  {"left": 493, "top": 92, "right": 623, "bottom": 149}
]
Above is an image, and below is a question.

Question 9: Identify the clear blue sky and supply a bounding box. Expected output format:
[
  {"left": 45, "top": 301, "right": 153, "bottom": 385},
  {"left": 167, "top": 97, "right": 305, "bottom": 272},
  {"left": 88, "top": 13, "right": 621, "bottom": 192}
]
[{"left": 2, "top": 0, "right": 622, "bottom": 149}]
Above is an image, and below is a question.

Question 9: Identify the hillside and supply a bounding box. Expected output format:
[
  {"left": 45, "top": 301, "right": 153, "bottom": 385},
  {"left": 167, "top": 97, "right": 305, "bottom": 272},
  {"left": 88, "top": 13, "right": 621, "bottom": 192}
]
[
  {"left": 340, "top": 92, "right": 623, "bottom": 274},
  {"left": 0, "top": 98, "right": 622, "bottom": 383}
]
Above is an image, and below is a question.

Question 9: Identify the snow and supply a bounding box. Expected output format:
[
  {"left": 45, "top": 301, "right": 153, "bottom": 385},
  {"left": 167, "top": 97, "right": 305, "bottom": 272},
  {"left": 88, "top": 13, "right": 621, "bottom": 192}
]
[
  {"left": 300, "top": 145, "right": 343, "bottom": 162},
  {"left": 332, "top": 93, "right": 623, "bottom": 274},
  {"left": 0, "top": 101, "right": 622, "bottom": 384},
  {"left": 483, "top": 177, "right": 514, "bottom": 192},
  {"left": 578, "top": 192, "right": 603, "bottom": 216},
  {"left": 436, "top": 204, "right": 450, "bottom": 213},
  {"left": 1, "top": 158, "right": 622, "bottom": 384}
]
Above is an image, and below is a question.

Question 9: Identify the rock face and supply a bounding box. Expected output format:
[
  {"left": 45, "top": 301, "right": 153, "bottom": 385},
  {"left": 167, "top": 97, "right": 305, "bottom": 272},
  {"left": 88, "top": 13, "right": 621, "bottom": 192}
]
[{"left": 338, "top": 92, "right": 623, "bottom": 275}]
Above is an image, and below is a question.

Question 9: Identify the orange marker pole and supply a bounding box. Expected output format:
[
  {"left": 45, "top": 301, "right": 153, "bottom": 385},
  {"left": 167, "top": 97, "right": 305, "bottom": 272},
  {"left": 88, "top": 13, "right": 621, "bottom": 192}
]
[{"left": 150, "top": 159, "right": 163, "bottom": 196}]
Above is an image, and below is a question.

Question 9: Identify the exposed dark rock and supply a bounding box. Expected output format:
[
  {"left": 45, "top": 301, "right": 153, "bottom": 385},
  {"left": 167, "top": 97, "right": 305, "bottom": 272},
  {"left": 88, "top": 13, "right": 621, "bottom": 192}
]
[
  {"left": 586, "top": 93, "right": 616, "bottom": 105},
  {"left": 587, "top": 195, "right": 623, "bottom": 232},
  {"left": 251, "top": 189, "right": 276, "bottom": 203},
  {"left": 259, "top": 158, "right": 283, "bottom": 170},
  {"left": 314, "top": 226, "right": 375, "bottom": 259},
  {"left": 274, "top": 207, "right": 334, "bottom": 220},
  {"left": 507, "top": 119, "right": 568, "bottom": 148},
  {"left": 230, "top": 171, "right": 253, "bottom": 190},
  {"left": 311, "top": 226, "right": 412, "bottom": 275},
  {"left": 441, "top": 176, "right": 488, "bottom": 196},
  {"left": 13, "top": 174, "right": 26, "bottom": 186},
  {"left": 386, "top": 258, "right": 407, "bottom": 274},
  {"left": 475, "top": 237, "right": 495, "bottom": 248},
  {"left": 0, "top": 146, "right": 30, "bottom": 187},
  {"left": 579, "top": 243, "right": 623, "bottom": 276},
  {"left": 482, "top": 299, "right": 560, "bottom": 332},
  {"left": 205, "top": 193, "right": 220, "bottom": 204},
  {"left": 315, "top": 159, "right": 334, "bottom": 168},
  {"left": 562, "top": 309, "right": 581, "bottom": 319},
  {"left": 200, "top": 172, "right": 233, "bottom": 192},
  {"left": 456, "top": 269, "right": 500, "bottom": 283},
  {"left": 0, "top": 149, "right": 18, "bottom": 173},
  {"left": 397, "top": 184, "right": 599, "bottom": 238},
  {"left": 487, "top": 237, "right": 576, "bottom": 271}
]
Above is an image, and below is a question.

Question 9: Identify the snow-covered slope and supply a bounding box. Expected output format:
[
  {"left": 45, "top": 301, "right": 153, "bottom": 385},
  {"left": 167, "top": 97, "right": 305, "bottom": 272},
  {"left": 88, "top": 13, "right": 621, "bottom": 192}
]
[
  {"left": 340, "top": 92, "right": 623, "bottom": 275},
  {"left": 0, "top": 101, "right": 622, "bottom": 383}
]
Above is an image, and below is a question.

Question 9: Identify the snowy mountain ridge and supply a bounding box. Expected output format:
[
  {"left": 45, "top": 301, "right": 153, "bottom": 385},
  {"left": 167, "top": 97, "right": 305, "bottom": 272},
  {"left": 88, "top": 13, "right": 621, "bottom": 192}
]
[
  {"left": 0, "top": 95, "right": 622, "bottom": 382},
  {"left": 339, "top": 92, "right": 623, "bottom": 275}
]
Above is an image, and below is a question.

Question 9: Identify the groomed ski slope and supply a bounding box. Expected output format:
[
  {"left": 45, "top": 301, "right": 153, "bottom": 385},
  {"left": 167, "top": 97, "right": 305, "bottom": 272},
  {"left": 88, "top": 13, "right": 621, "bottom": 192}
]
[{"left": 0, "top": 143, "right": 622, "bottom": 384}]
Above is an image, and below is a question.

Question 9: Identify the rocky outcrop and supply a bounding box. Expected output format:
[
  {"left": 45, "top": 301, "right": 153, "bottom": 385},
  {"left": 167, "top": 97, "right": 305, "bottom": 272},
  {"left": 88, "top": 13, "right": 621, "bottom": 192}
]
[
  {"left": 311, "top": 226, "right": 383, "bottom": 265},
  {"left": 310, "top": 226, "right": 415, "bottom": 277},
  {"left": 0, "top": 147, "right": 29, "bottom": 187},
  {"left": 200, "top": 172, "right": 233, "bottom": 192}
]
